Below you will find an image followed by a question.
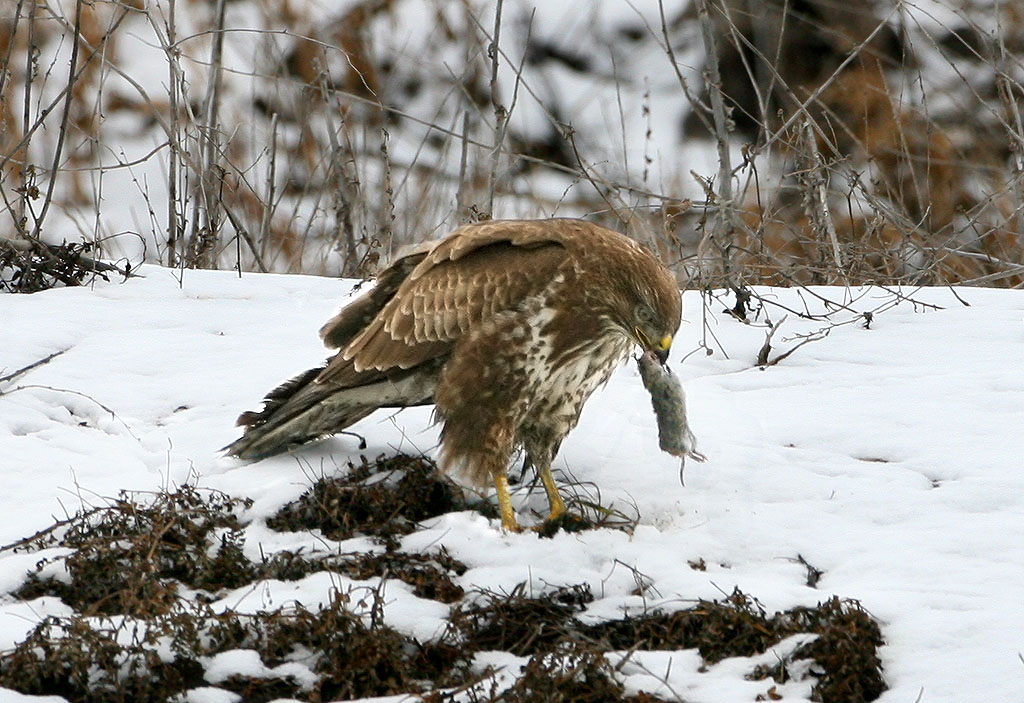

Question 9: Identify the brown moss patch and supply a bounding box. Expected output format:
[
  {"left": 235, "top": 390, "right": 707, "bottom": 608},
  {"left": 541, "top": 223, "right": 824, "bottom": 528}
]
[
  {"left": 0, "top": 591, "right": 470, "bottom": 703},
  {"left": 501, "top": 640, "right": 629, "bottom": 703},
  {"left": 339, "top": 547, "right": 466, "bottom": 603},
  {"left": 267, "top": 453, "right": 496, "bottom": 539},
  {"left": 11, "top": 486, "right": 255, "bottom": 616},
  {"left": 582, "top": 590, "right": 886, "bottom": 703},
  {"left": 0, "top": 476, "right": 885, "bottom": 703},
  {"left": 448, "top": 586, "right": 884, "bottom": 702},
  {"left": 448, "top": 583, "right": 594, "bottom": 656}
]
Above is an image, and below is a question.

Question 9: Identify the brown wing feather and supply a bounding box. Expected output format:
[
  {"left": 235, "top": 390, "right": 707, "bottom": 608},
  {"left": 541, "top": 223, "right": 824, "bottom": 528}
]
[
  {"left": 318, "top": 245, "right": 431, "bottom": 350},
  {"left": 410, "top": 218, "right": 575, "bottom": 275},
  {"left": 316, "top": 231, "right": 570, "bottom": 383},
  {"left": 319, "top": 219, "right": 590, "bottom": 356}
]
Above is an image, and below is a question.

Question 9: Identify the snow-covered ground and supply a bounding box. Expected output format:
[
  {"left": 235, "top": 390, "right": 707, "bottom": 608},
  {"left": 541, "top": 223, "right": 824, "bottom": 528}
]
[{"left": 1, "top": 267, "right": 1023, "bottom": 702}]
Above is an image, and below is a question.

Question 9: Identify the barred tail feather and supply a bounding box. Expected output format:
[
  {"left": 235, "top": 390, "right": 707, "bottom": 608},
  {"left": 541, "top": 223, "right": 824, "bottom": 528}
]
[{"left": 224, "top": 361, "right": 441, "bottom": 461}]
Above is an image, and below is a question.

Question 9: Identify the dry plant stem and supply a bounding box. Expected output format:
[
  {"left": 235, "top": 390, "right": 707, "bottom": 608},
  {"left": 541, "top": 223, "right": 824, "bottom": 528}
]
[
  {"left": 30, "top": 0, "right": 83, "bottom": 242},
  {"left": 18, "top": 0, "right": 34, "bottom": 229},
  {"left": 465, "top": 6, "right": 652, "bottom": 222},
  {"left": 0, "top": 230, "right": 137, "bottom": 283},
  {"left": 0, "top": 0, "right": 27, "bottom": 99},
  {"left": 259, "top": 112, "right": 279, "bottom": 261},
  {"left": 565, "top": 130, "right": 631, "bottom": 226},
  {"left": 694, "top": 0, "right": 736, "bottom": 280},
  {"left": 766, "top": 331, "right": 827, "bottom": 367},
  {"left": 1, "top": 14, "right": 680, "bottom": 219},
  {"left": 800, "top": 120, "right": 847, "bottom": 284},
  {"left": 222, "top": 202, "right": 268, "bottom": 273},
  {"left": 187, "top": 0, "right": 228, "bottom": 268},
  {"left": 761, "top": 5, "right": 900, "bottom": 152},
  {"left": 656, "top": 0, "right": 712, "bottom": 134},
  {"left": 166, "top": 0, "right": 181, "bottom": 267},
  {"left": 486, "top": 0, "right": 506, "bottom": 218},
  {"left": 0, "top": 514, "right": 79, "bottom": 554},
  {"left": 695, "top": 0, "right": 733, "bottom": 204},
  {"left": 456, "top": 111, "right": 472, "bottom": 222},
  {"left": 956, "top": 264, "right": 1024, "bottom": 287},
  {"left": 994, "top": 3, "right": 1024, "bottom": 231},
  {"left": 0, "top": 349, "right": 68, "bottom": 386},
  {"left": 379, "top": 128, "right": 396, "bottom": 263},
  {"left": 754, "top": 314, "right": 828, "bottom": 368},
  {"left": 400, "top": 67, "right": 700, "bottom": 207},
  {"left": 2, "top": 3, "right": 133, "bottom": 218},
  {"left": 325, "top": 108, "right": 358, "bottom": 276},
  {"left": 736, "top": 1, "right": 784, "bottom": 141},
  {"left": 756, "top": 315, "right": 787, "bottom": 367}
]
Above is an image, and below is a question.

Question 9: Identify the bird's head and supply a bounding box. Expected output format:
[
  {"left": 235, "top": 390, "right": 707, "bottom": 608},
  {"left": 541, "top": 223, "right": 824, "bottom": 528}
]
[
  {"left": 606, "top": 253, "right": 682, "bottom": 365},
  {"left": 631, "top": 301, "right": 676, "bottom": 364}
]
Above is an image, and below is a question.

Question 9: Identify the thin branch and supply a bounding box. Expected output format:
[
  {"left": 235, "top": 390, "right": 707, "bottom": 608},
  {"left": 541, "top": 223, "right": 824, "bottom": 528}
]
[
  {"left": 221, "top": 201, "right": 269, "bottom": 273},
  {"left": 764, "top": 330, "right": 828, "bottom": 368},
  {"left": 694, "top": 0, "right": 738, "bottom": 284},
  {"left": 29, "top": 0, "right": 84, "bottom": 241},
  {"left": 756, "top": 314, "right": 787, "bottom": 367},
  {"left": 0, "top": 235, "right": 139, "bottom": 281},
  {"left": 455, "top": 111, "right": 473, "bottom": 222},
  {"left": 485, "top": 0, "right": 506, "bottom": 217},
  {"left": 166, "top": 0, "right": 181, "bottom": 267},
  {"left": 799, "top": 120, "right": 847, "bottom": 284},
  {"left": 0, "top": 349, "right": 69, "bottom": 386}
]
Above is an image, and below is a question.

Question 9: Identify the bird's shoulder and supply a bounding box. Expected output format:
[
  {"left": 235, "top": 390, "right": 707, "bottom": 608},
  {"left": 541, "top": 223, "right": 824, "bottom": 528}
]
[{"left": 408, "top": 217, "right": 637, "bottom": 276}]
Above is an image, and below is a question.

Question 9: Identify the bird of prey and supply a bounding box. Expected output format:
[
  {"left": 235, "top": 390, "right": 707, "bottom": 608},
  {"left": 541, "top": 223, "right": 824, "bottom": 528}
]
[{"left": 225, "top": 218, "right": 682, "bottom": 531}]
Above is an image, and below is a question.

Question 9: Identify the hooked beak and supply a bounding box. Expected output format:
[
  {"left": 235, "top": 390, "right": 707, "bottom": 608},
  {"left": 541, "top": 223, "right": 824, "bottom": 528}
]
[
  {"left": 653, "top": 335, "right": 672, "bottom": 364},
  {"left": 635, "top": 328, "right": 673, "bottom": 365}
]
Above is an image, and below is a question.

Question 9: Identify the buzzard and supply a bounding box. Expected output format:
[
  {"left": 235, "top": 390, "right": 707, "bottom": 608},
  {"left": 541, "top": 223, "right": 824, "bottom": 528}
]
[{"left": 226, "top": 218, "right": 682, "bottom": 531}]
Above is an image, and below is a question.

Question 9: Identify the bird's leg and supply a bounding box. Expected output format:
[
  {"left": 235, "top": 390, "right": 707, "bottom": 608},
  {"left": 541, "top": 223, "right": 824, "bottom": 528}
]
[
  {"left": 493, "top": 472, "right": 521, "bottom": 532},
  {"left": 537, "top": 461, "right": 567, "bottom": 522}
]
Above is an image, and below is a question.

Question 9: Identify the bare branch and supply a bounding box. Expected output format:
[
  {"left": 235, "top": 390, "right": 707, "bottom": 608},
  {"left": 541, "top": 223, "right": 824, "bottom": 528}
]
[{"left": 0, "top": 349, "right": 68, "bottom": 386}]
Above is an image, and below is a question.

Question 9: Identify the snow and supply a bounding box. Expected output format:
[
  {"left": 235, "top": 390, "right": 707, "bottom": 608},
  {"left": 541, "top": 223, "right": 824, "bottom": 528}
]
[
  {"left": 2, "top": 267, "right": 1024, "bottom": 702},
  {"left": 610, "top": 634, "right": 819, "bottom": 702},
  {"left": 203, "top": 649, "right": 318, "bottom": 690}
]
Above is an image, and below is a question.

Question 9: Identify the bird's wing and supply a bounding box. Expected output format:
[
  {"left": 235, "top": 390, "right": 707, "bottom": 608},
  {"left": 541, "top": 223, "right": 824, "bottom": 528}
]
[
  {"left": 317, "top": 222, "right": 572, "bottom": 383},
  {"left": 318, "top": 244, "right": 431, "bottom": 350}
]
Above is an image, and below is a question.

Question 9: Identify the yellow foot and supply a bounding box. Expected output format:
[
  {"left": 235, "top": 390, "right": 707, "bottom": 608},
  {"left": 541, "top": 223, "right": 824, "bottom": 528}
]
[
  {"left": 495, "top": 473, "right": 522, "bottom": 532},
  {"left": 546, "top": 503, "right": 567, "bottom": 523}
]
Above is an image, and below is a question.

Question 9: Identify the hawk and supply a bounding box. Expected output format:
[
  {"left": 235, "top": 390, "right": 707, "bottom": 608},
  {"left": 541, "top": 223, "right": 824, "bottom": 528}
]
[{"left": 226, "top": 219, "right": 682, "bottom": 531}]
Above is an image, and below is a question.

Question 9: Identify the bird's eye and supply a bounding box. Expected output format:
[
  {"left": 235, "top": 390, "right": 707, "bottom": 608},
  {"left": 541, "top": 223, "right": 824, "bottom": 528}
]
[{"left": 635, "top": 304, "right": 656, "bottom": 324}]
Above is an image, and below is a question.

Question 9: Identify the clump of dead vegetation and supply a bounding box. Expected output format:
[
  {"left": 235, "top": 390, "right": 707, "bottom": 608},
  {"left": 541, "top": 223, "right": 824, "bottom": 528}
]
[
  {"left": 0, "top": 236, "right": 134, "bottom": 293},
  {"left": 11, "top": 485, "right": 257, "bottom": 615},
  {"left": 8, "top": 459, "right": 475, "bottom": 617},
  {"left": 446, "top": 584, "right": 885, "bottom": 703},
  {"left": 500, "top": 640, "right": 640, "bottom": 703},
  {"left": 0, "top": 456, "right": 886, "bottom": 702},
  {"left": 448, "top": 583, "right": 596, "bottom": 655},
  {"left": 267, "top": 453, "right": 498, "bottom": 539},
  {"left": 435, "top": 581, "right": 887, "bottom": 702},
  {"left": 0, "top": 590, "right": 469, "bottom": 703},
  {"left": 582, "top": 590, "right": 886, "bottom": 702},
  {"left": 338, "top": 547, "right": 467, "bottom": 603}
]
